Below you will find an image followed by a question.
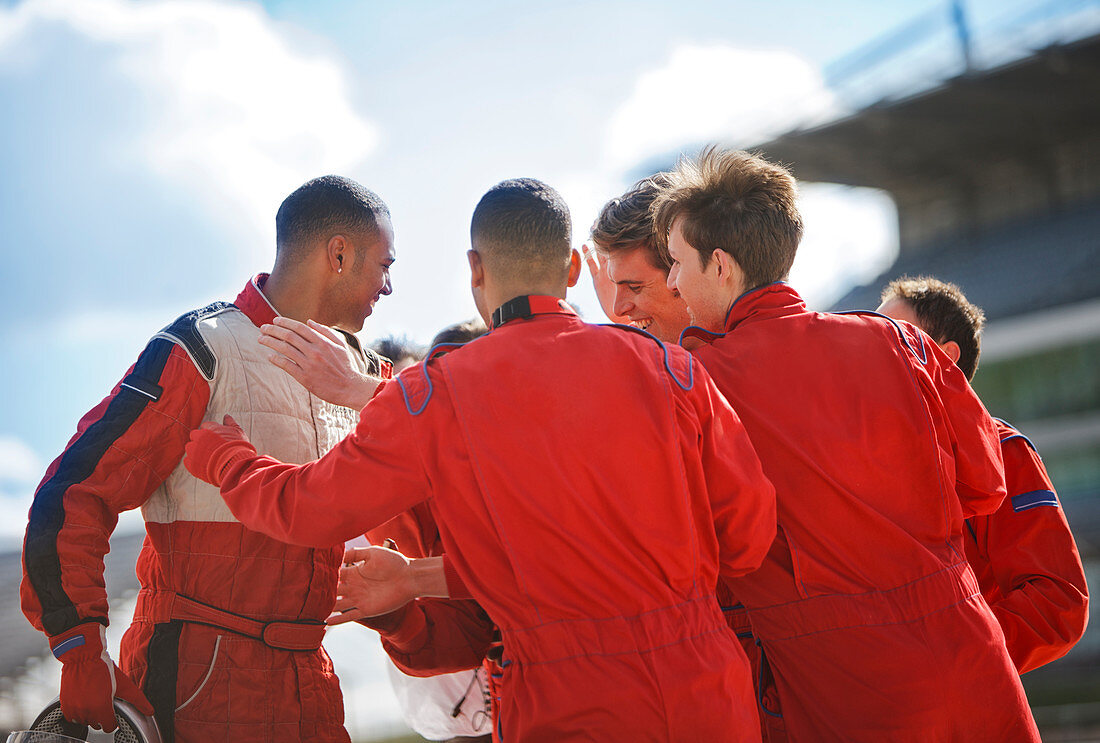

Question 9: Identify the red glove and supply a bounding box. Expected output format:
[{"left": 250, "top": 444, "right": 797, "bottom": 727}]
[
  {"left": 50, "top": 622, "right": 154, "bottom": 731},
  {"left": 184, "top": 414, "right": 257, "bottom": 486}
]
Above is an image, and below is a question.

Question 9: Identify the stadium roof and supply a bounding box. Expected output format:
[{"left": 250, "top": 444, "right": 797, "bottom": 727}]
[
  {"left": 751, "top": 32, "right": 1100, "bottom": 192},
  {"left": 828, "top": 201, "right": 1100, "bottom": 320},
  {"left": 741, "top": 29, "right": 1100, "bottom": 319}
]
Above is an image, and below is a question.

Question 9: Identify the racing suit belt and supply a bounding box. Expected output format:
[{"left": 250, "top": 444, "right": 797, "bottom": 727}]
[{"left": 134, "top": 590, "right": 326, "bottom": 651}]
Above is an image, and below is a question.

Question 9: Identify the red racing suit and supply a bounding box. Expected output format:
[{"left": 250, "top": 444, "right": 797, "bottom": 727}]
[
  {"left": 21, "top": 276, "right": 388, "bottom": 742},
  {"left": 213, "top": 296, "right": 778, "bottom": 743},
  {"left": 363, "top": 504, "right": 499, "bottom": 739},
  {"left": 683, "top": 283, "right": 1040, "bottom": 742},
  {"left": 716, "top": 584, "right": 786, "bottom": 743},
  {"left": 964, "top": 419, "right": 1089, "bottom": 673}
]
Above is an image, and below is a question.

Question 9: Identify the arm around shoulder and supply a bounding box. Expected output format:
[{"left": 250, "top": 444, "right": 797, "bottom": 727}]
[{"left": 212, "top": 376, "right": 433, "bottom": 547}]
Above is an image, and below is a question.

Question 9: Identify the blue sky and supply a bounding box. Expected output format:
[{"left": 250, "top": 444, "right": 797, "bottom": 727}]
[{"left": 0, "top": 0, "right": 1085, "bottom": 542}]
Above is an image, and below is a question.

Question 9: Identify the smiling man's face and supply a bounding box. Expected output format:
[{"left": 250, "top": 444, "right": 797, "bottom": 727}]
[{"left": 605, "top": 247, "right": 691, "bottom": 343}]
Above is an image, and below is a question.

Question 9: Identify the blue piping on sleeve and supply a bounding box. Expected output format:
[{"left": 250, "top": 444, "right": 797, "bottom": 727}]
[
  {"left": 396, "top": 342, "right": 466, "bottom": 416},
  {"left": 992, "top": 419, "right": 1039, "bottom": 453},
  {"left": 603, "top": 323, "right": 694, "bottom": 390},
  {"left": 837, "top": 310, "right": 928, "bottom": 365},
  {"left": 1000, "top": 432, "right": 1038, "bottom": 453}
]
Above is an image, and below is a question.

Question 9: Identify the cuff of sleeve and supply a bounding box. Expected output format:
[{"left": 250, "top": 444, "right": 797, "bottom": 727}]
[
  {"left": 443, "top": 555, "right": 472, "bottom": 600},
  {"left": 218, "top": 447, "right": 258, "bottom": 487},
  {"left": 357, "top": 604, "right": 411, "bottom": 635},
  {"left": 50, "top": 621, "right": 105, "bottom": 661},
  {"left": 371, "top": 601, "right": 429, "bottom": 651}
]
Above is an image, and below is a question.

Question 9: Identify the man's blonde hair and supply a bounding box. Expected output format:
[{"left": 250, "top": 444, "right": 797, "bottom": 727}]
[{"left": 652, "top": 147, "right": 803, "bottom": 289}]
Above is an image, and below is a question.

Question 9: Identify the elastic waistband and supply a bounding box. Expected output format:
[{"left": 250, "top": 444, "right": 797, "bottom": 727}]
[
  {"left": 501, "top": 596, "right": 728, "bottom": 667},
  {"left": 747, "top": 561, "right": 981, "bottom": 642},
  {"left": 134, "top": 591, "right": 326, "bottom": 651}
]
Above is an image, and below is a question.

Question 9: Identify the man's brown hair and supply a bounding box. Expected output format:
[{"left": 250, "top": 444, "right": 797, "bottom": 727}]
[
  {"left": 652, "top": 147, "right": 803, "bottom": 289},
  {"left": 881, "top": 276, "right": 986, "bottom": 380},
  {"left": 590, "top": 173, "right": 673, "bottom": 271}
]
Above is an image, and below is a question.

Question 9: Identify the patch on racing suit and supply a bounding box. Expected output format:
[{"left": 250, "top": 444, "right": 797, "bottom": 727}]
[
  {"left": 153, "top": 302, "right": 234, "bottom": 381},
  {"left": 1011, "top": 489, "right": 1059, "bottom": 512}
]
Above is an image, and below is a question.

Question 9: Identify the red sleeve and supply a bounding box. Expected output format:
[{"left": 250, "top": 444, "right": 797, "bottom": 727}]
[
  {"left": 21, "top": 341, "right": 209, "bottom": 636},
  {"left": 219, "top": 379, "right": 432, "bottom": 547},
  {"left": 907, "top": 323, "right": 1006, "bottom": 518},
  {"left": 687, "top": 360, "right": 777, "bottom": 579},
  {"left": 359, "top": 598, "right": 494, "bottom": 676},
  {"left": 364, "top": 502, "right": 474, "bottom": 599},
  {"left": 366, "top": 503, "right": 438, "bottom": 559},
  {"left": 978, "top": 434, "right": 1089, "bottom": 673},
  {"left": 443, "top": 555, "right": 473, "bottom": 599}
]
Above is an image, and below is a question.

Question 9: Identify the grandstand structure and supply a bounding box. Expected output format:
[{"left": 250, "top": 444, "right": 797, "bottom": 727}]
[{"left": 736, "top": 4, "right": 1099, "bottom": 731}]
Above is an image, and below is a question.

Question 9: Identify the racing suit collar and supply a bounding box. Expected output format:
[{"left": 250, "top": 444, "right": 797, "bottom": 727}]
[
  {"left": 678, "top": 282, "right": 806, "bottom": 346},
  {"left": 490, "top": 295, "right": 576, "bottom": 329},
  {"left": 722, "top": 282, "right": 806, "bottom": 333},
  {"left": 234, "top": 274, "right": 280, "bottom": 328}
]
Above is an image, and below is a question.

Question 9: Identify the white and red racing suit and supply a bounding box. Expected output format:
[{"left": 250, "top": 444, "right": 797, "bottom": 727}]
[{"left": 21, "top": 275, "right": 390, "bottom": 742}]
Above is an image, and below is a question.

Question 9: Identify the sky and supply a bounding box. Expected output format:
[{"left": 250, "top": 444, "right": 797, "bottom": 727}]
[
  {"left": 2, "top": 0, "right": 1093, "bottom": 736},
  {"left": 0, "top": 0, "right": 1079, "bottom": 542}
]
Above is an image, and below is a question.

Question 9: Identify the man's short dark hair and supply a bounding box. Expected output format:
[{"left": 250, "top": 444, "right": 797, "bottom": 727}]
[
  {"left": 881, "top": 276, "right": 986, "bottom": 380},
  {"left": 590, "top": 174, "right": 673, "bottom": 272},
  {"left": 371, "top": 334, "right": 424, "bottom": 365},
  {"left": 276, "top": 175, "right": 390, "bottom": 264},
  {"left": 431, "top": 319, "right": 488, "bottom": 348},
  {"left": 470, "top": 178, "right": 572, "bottom": 284}
]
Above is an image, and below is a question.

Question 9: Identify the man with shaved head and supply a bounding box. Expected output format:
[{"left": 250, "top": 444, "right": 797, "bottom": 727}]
[{"left": 185, "top": 177, "right": 778, "bottom": 742}]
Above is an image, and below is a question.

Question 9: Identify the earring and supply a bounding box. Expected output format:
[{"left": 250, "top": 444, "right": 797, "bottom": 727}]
[{"left": 338, "top": 268, "right": 342, "bottom": 274}]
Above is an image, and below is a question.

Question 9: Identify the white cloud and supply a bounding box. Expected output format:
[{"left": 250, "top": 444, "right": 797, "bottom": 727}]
[
  {"left": 0, "top": 0, "right": 379, "bottom": 250},
  {"left": 605, "top": 44, "right": 842, "bottom": 171},
  {"left": 0, "top": 435, "right": 43, "bottom": 488},
  {"left": 0, "top": 436, "right": 42, "bottom": 542},
  {"left": 552, "top": 171, "right": 632, "bottom": 322},
  {"left": 791, "top": 183, "right": 898, "bottom": 309},
  {"left": 597, "top": 44, "right": 896, "bottom": 311}
]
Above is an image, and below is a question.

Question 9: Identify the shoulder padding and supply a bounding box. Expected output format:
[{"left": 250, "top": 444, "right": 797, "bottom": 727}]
[
  {"left": 834, "top": 310, "right": 929, "bottom": 366},
  {"left": 397, "top": 342, "right": 465, "bottom": 415},
  {"left": 993, "top": 418, "right": 1038, "bottom": 453},
  {"left": 603, "top": 323, "right": 694, "bottom": 391},
  {"left": 153, "top": 301, "right": 235, "bottom": 381}
]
